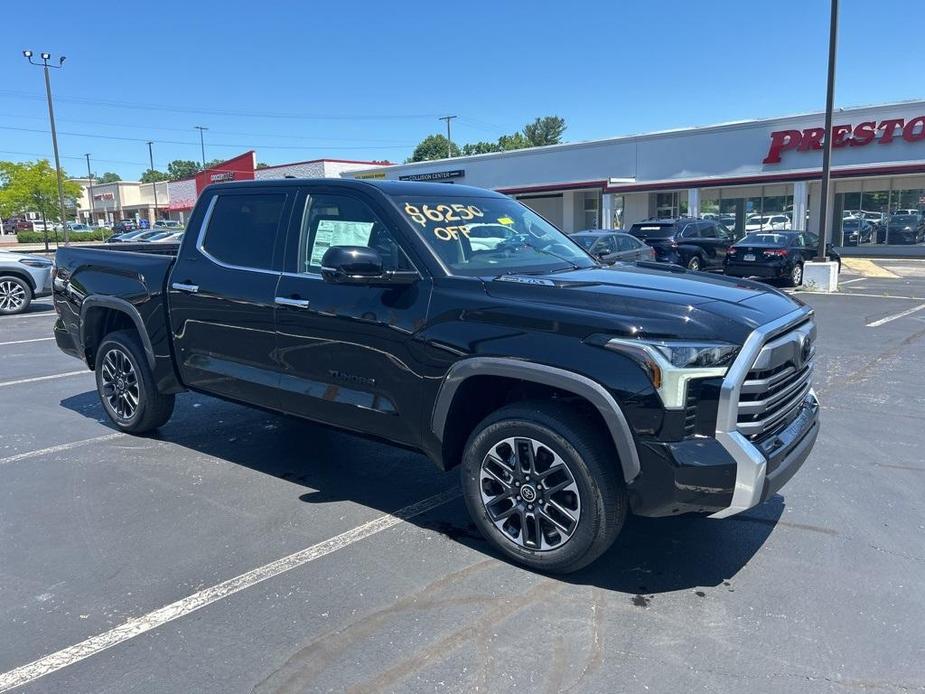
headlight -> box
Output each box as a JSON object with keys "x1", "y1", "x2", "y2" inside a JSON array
[
  {"x1": 603, "y1": 338, "x2": 738, "y2": 409},
  {"x1": 19, "y1": 258, "x2": 53, "y2": 268}
]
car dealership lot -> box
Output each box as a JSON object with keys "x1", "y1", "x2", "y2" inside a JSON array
[{"x1": 1, "y1": 290, "x2": 924, "y2": 693}]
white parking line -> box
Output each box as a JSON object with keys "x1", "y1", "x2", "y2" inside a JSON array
[
  {"x1": 838, "y1": 277, "x2": 867, "y2": 285},
  {"x1": 0, "y1": 370, "x2": 89, "y2": 388},
  {"x1": 0, "y1": 337, "x2": 55, "y2": 346},
  {"x1": 0, "y1": 486, "x2": 461, "y2": 693},
  {"x1": 0, "y1": 311, "x2": 57, "y2": 320},
  {"x1": 866, "y1": 303, "x2": 925, "y2": 327},
  {"x1": 0, "y1": 433, "x2": 125, "y2": 466}
]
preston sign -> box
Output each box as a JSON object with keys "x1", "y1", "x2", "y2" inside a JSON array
[{"x1": 763, "y1": 116, "x2": 925, "y2": 164}]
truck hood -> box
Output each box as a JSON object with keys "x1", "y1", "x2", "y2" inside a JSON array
[{"x1": 482, "y1": 264, "x2": 805, "y2": 343}]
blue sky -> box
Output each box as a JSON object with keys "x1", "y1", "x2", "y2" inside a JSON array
[{"x1": 2, "y1": 0, "x2": 922, "y2": 180}]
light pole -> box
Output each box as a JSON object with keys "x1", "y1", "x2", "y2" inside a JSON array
[
  {"x1": 194, "y1": 126, "x2": 208, "y2": 167},
  {"x1": 147, "y1": 141, "x2": 159, "y2": 223},
  {"x1": 84, "y1": 153, "x2": 95, "y2": 226},
  {"x1": 816, "y1": 0, "x2": 839, "y2": 261},
  {"x1": 439, "y1": 115, "x2": 457, "y2": 158},
  {"x1": 23, "y1": 50, "x2": 69, "y2": 245}
]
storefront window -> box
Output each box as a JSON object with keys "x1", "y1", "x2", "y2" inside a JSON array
[
  {"x1": 835, "y1": 182, "x2": 925, "y2": 247},
  {"x1": 655, "y1": 191, "x2": 687, "y2": 218}
]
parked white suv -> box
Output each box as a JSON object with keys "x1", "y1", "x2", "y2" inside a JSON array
[
  {"x1": 745, "y1": 214, "x2": 790, "y2": 232},
  {"x1": 0, "y1": 250, "x2": 53, "y2": 314}
]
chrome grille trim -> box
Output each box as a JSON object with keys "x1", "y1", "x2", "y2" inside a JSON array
[{"x1": 709, "y1": 306, "x2": 815, "y2": 519}]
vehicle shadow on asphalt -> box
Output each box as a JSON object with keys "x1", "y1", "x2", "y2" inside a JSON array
[{"x1": 61, "y1": 390, "x2": 783, "y2": 595}]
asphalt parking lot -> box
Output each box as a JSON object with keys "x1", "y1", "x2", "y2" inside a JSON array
[{"x1": 1, "y1": 276, "x2": 924, "y2": 693}]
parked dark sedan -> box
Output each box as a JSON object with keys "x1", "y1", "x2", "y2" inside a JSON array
[
  {"x1": 841, "y1": 218, "x2": 874, "y2": 246},
  {"x1": 111, "y1": 220, "x2": 137, "y2": 234},
  {"x1": 724, "y1": 231, "x2": 840, "y2": 286},
  {"x1": 627, "y1": 218, "x2": 734, "y2": 271},
  {"x1": 571, "y1": 230, "x2": 655, "y2": 264},
  {"x1": 881, "y1": 213, "x2": 925, "y2": 244}
]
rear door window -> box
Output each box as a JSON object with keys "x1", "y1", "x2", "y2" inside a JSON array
[{"x1": 200, "y1": 193, "x2": 288, "y2": 270}]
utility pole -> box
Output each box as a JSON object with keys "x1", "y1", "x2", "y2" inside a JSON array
[
  {"x1": 439, "y1": 115, "x2": 457, "y2": 158},
  {"x1": 147, "y1": 141, "x2": 159, "y2": 223},
  {"x1": 85, "y1": 153, "x2": 94, "y2": 226},
  {"x1": 23, "y1": 51, "x2": 69, "y2": 245},
  {"x1": 194, "y1": 126, "x2": 208, "y2": 167},
  {"x1": 816, "y1": 0, "x2": 839, "y2": 261}
]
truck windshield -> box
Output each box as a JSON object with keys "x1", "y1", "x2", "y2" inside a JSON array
[{"x1": 392, "y1": 195, "x2": 594, "y2": 276}]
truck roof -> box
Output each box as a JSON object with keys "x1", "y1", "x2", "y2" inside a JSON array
[{"x1": 201, "y1": 178, "x2": 507, "y2": 198}]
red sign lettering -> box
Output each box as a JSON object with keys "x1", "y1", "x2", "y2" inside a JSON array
[{"x1": 764, "y1": 116, "x2": 922, "y2": 164}]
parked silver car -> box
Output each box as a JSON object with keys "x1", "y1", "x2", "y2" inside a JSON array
[{"x1": 0, "y1": 250, "x2": 54, "y2": 315}]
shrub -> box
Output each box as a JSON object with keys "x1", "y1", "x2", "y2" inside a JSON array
[{"x1": 17, "y1": 229, "x2": 111, "y2": 243}]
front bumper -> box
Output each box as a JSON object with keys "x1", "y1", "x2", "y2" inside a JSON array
[
  {"x1": 724, "y1": 261, "x2": 787, "y2": 279},
  {"x1": 629, "y1": 392, "x2": 818, "y2": 517}
]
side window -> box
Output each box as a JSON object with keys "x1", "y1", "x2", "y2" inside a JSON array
[
  {"x1": 200, "y1": 193, "x2": 287, "y2": 270},
  {"x1": 700, "y1": 222, "x2": 718, "y2": 238},
  {"x1": 294, "y1": 193, "x2": 412, "y2": 274},
  {"x1": 715, "y1": 223, "x2": 732, "y2": 240},
  {"x1": 596, "y1": 235, "x2": 616, "y2": 253},
  {"x1": 615, "y1": 235, "x2": 635, "y2": 251},
  {"x1": 679, "y1": 224, "x2": 699, "y2": 239}
]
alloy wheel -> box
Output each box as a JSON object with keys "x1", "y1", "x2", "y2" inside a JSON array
[
  {"x1": 100, "y1": 348, "x2": 140, "y2": 420},
  {"x1": 792, "y1": 264, "x2": 803, "y2": 285},
  {"x1": 0, "y1": 280, "x2": 27, "y2": 313},
  {"x1": 479, "y1": 437, "x2": 581, "y2": 551},
  {"x1": 688, "y1": 257, "x2": 700, "y2": 271}
]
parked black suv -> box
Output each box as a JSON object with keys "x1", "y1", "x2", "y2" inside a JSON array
[
  {"x1": 628, "y1": 218, "x2": 735, "y2": 271},
  {"x1": 52, "y1": 180, "x2": 819, "y2": 573}
]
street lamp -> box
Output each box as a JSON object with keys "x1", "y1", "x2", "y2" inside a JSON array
[{"x1": 22, "y1": 50, "x2": 70, "y2": 245}]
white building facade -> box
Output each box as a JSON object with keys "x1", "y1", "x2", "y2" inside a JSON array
[{"x1": 346, "y1": 101, "x2": 925, "y2": 252}]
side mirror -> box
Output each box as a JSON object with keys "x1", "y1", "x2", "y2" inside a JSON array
[{"x1": 320, "y1": 246, "x2": 418, "y2": 286}]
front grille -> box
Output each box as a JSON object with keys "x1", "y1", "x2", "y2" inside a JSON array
[{"x1": 736, "y1": 320, "x2": 815, "y2": 441}]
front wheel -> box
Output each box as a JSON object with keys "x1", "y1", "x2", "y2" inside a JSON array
[
  {"x1": 686, "y1": 256, "x2": 701, "y2": 271},
  {"x1": 95, "y1": 330, "x2": 175, "y2": 433},
  {"x1": 461, "y1": 401, "x2": 627, "y2": 574},
  {"x1": 0, "y1": 276, "x2": 32, "y2": 315}
]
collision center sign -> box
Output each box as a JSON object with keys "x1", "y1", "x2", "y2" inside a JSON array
[{"x1": 763, "y1": 116, "x2": 925, "y2": 164}]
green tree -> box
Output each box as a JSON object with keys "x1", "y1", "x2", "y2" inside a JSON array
[
  {"x1": 140, "y1": 169, "x2": 169, "y2": 183},
  {"x1": 96, "y1": 171, "x2": 122, "y2": 183},
  {"x1": 0, "y1": 160, "x2": 82, "y2": 222},
  {"x1": 408, "y1": 134, "x2": 460, "y2": 162},
  {"x1": 523, "y1": 116, "x2": 566, "y2": 146},
  {"x1": 256, "y1": 162, "x2": 270, "y2": 169},
  {"x1": 167, "y1": 160, "x2": 202, "y2": 180},
  {"x1": 203, "y1": 159, "x2": 224, "y2": 170}
]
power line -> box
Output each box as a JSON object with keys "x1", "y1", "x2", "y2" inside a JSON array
[
  {"x1": 0, "y1": 113, "x2": 411, "y2": 144},
  {"x1": 0, "y1": 125, "x2": 413, "y2": 151},
  {"x1": 0, "y1": 89, "x2": 442, "y2": 121}
]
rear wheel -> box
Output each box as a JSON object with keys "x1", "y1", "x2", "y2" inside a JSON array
[
  {"x1": 686, "y1": 256, "x2": 701, "y2": 271},
  {"x1": 95, "y1": 330, "x2": 174, "y2": 433},
  {"x1": 461, "y1": 401, "x2": 627, "y2": 574},
  {"x1": 787, "y1": 262, "x2": 804, "y2": 287},
  {"x1": 0, "y1": 276, "x2": 32, "y2": 315}
]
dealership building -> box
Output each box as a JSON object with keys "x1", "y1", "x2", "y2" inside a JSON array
[{"x1": 347, "y1": 100, "x2": 925, "y2": 252}]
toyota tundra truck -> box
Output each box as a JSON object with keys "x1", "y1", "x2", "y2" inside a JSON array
[{"x1": 52, "y1": 179, "x2": 819, "y2": 573}]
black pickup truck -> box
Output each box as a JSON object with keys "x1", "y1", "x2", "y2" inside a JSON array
[{"x1": 52, "y1": 179, "x2": 819, "y2": 573}]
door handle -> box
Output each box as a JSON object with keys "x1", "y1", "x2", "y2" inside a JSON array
[
  {"x1": 172, "y1": 282, "x2": 199, "y2": 293},
  {"x1": 274, "y1": 297, "x2": 310, "y2": 309}
]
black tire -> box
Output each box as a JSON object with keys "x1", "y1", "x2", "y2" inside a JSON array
[
  {"x1": 0, "y1": 275, "x2": 32, "y2": 315},
  {"x1": 95, "y1": 330, "x2": 175, "y2": 433},
  {"x1": 686, "y1": 256, "x2": 702, "y2": 271},
  {"x1": 786, "y1": 262, "x2": 804, "y2": 287},
  {"x1": 461, "y1": 400, "x2": 627, "y2": 574}
]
